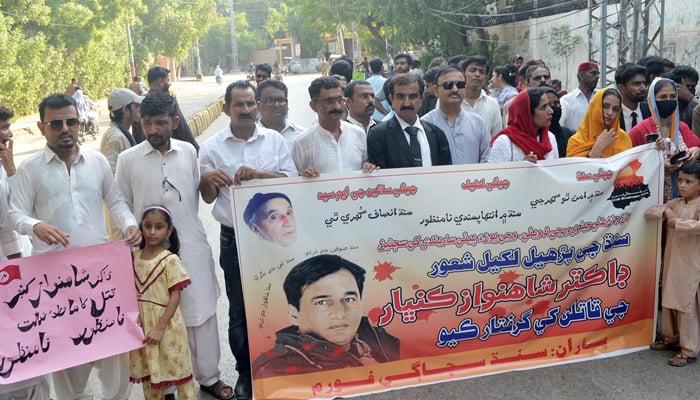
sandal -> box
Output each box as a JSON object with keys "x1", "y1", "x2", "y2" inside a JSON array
[
  {"x1": 200, "y1": 380, "x2": 235, "y2": 400},
  {"x1": 650, "y1": 339, "x2": 681, "y2": 351},
  {"x1": 668, "y1": 353, "x2": 697, "y2": 367}
]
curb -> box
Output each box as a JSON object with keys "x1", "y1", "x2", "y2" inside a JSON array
[{"x1": 186, "y1": 97, "x2": 225, "y2": 137}]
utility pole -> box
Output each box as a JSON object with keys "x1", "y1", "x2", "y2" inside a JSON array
[
  {"x1": 589, "y1": 0, "x2": 665, "y2": 86},
  {"x1": 230, "y1": 0, "x2": 240, "y2": 71}
]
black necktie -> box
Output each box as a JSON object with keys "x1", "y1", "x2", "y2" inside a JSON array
[
  {"x1": 631, "y1": 111, "x2": 638, "y2": 128},
  {"x1": 405, "y1": 126, "x2": 422, "y2": 167}
]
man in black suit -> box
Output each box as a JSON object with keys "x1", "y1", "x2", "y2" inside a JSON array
[
  {"x1": 616, "y1": 63, "x2": 651, "y2": 132},
  {"x1": 367, "y1": 73, "x2": 451, "y2": 169}
]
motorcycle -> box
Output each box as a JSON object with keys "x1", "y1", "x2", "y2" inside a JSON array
[
  {"x1": 216, "y1": 75, "x2": 223, "y2": 85},
  {"x1": 73, "y1": 89, "x2": 99, "y2": 143}
]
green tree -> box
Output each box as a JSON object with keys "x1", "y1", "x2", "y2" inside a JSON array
[{"x1": 548, "y1": 24, "x2": 582, "y2": 85}]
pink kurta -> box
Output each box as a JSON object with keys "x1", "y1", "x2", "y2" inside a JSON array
[{"x1": 130, "y1": 249, "x2": 194, "y2": 392}]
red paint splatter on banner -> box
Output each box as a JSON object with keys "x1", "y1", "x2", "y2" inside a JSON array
[
  {"x1": 373, "y1": 261, "x2": 401, "y2": 281},
  {"x1": 532, "y1": 300, "x2": 551, "y2": 317},
  {"x1": 416, "y1": 310, "x2": 436, "y2": 322},
  {"x1": 499, "y1": 271, "x2": 522, "y2": 285},
  {"x1": 489, "y1": 306, "x2": 506, "y2": 317},
  {"x1": 367, "y1": 307, "x2": 384, "y2": 325}
]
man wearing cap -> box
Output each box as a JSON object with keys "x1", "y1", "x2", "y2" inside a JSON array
[
  {"x1": 101, "y1": 88, "x2": 143, "y2": 174},
  {"x1": 101, "y1": 88, "x2": 143, "y2": 240},
  {"x1": 561, "y1": 61, "x2": 600, "y2": 131}
]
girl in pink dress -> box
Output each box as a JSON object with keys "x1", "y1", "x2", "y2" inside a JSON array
[{"x1": 130, "y1": 206, "x2": 195, "y2": 399}]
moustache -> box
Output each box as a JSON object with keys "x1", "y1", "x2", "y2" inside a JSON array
[
  {"x1": 400, "y1": 106, "x2": 415, "y2": 111},
  {"x1": 239, "y1": 114, "x2": 253, "y2": 119},
  {"x1": 365, "y1": 105, "x2": 375, "y2": 112},
  {"x1": 329, "y1": 109, "x2": 343, "y2": 115}
]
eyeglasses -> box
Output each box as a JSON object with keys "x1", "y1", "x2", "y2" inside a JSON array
[
  {"x1": 260, "y1": 98, "x2": 288, "y2": 106},
  {"x1": 532, "y1": 75, "x2": 551, "y2": 81},
  {"x1": 319, "y1": 97, "x2": 346, "y2": 106},
  {"x1": 441, "y1": 81, "x2": 466, "y2": 90},
  {"x1": 43, "y1": 118, "x2": 80, "y2": 130},
  {"x1": 162, "y1": 177, "x2": 182, "y2": 202}
]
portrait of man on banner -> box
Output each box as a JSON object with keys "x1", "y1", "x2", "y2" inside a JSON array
[
  {"x1": 252, "y1": 254, "x2": 400, "y2": 378},
  {"x1": 243, "y1": 192, "x2": 298, "y2": 247}
]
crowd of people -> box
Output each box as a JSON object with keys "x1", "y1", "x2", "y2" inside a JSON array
[{"x1": 1, "y1": 51, "x2": 700, "y2": 400}]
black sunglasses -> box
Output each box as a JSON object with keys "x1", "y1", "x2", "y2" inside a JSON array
[
  {"x1": 44, "y1": 118, "x2": 80, "y2": 130},
  {"x1": 442, "y1": 81, "x2": 466, "y2": 90}
]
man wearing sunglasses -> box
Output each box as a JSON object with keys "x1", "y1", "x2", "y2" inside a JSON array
[
  {"x1": 422, "y1": 66, "x2": 491, "y2": 164},
  {"x1": 292, "y1": 77, "x2": 377, "y2": 177},
  {"x1": 460, "y1": 56, "x2": 503, "y2": 137},
  {"x1": 367, "y1": 73, "x2": 452, "y2": 169},
  {"x1": 254, "y1": 63, "x2": 272, "y2": 85},
  {"x1": 8, "y1": 93, "x2": 141, "y2": 400}
]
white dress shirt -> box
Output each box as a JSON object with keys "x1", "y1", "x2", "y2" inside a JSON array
[
  {"x1": 0, "y1": 164, "x2": 21, "y2": 258},
  {"x1": 200, "y1": 124, "x2": 298, "y2": 228},
  {"x1": 292, "y1": 121, "x2": 367, "y2": 174},
  {"x1": 346, "y1": 114, "x2": 376, "y2": 134},
  {"x1": 487, "y1": 132, "x2": 560, "y2": 163},
  {"x1": 9, "y1": 147, "x2": 136, "y2": 255},
  {"x1": 396, "y1": 116, "x2": 433, "y2": 167},
  {"x1": 561, "y1": 88, "x2": 597, "y2": 131},
  {"x1": 115, "y1": 139, "x2": 219, "y2": 326},
  {"x1": 621, "y1": 103, "x2": 643, "y2": 132},
  {"x1": 259, "y1": 119, "x2": 305, "y2": 151},
  {"x1": 461, "y1": 90, "x2": 503, "y2": 137}
]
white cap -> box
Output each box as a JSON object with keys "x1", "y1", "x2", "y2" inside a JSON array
[{"x1": 108, "y1": 88, "x2": 144, "y2": 111}]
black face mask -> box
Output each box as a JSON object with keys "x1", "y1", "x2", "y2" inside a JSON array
[
  {"x1": 657, "y1": 100, "x2": 677, "y2": 119},
  {"x1": 551, "y1": 106, "x2": 562, "y2": 125}
]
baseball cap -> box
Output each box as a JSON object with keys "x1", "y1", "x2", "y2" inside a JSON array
[{"x1": 108, "y1": 88, "x2": 144, "y2": 111}]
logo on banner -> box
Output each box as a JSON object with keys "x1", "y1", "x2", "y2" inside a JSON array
[
  {"x1": 607, "y1": 159, "x2": 651, "y2": 209},
  {"x1": 0, "y1": 265, "x2": 21, "y2": 285}
]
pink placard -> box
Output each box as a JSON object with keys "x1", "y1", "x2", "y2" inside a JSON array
[{"x1": 0, "y1": 241, "x2": 145, "y2": 384}]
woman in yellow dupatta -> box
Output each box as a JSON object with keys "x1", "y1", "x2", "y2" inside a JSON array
[{"x1": 566, "y1": 87, "x2": 632, "y2": 157}]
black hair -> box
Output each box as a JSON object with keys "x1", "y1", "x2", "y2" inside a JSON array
[
  {"x1": 39, "y1": 93, "x2": 76, "y2": 121},
  {"x1": 602, "y1": 87, "x2": 622, "y2": 102},
  {"x1": 330, "y1": 59, "x2": 353, "y2": 83},
  {"x1": 225, "y1": 80, "x2": 256, "y2": 105},
  {"x1": 494, "y1": 64, "x2": 517, "y2": 87},
  {"x1": 243, "y1": 192, "x2": 292, "y2": 228},
  {"x1": 667, "y1": 65, "x2": 699, "y2": 84},
  {"x1": 395, "y1": 53, "x2": 413, "y2": 67},
  {"x1": 283, "y1": 255, "x2": 366, "y2": 311},
  {"x1": 256, "y1": 79, "x2": 288, "y2": 101},
  {"x1": 518, "y1": 59, "x2": 545, "y2": 79},
  {"x1": 147, "y1": 66, "x2": 170, "y2": 85},
  {"x1": 369, "y1": 58, "x2": 383, "y2": 74},
  {"x1": 0, "y1": 105, "x2": 13, "y2": 121},
  {"x1": 344, "y1": 80, "x2": 371, "y2": 98},
  {"x1": 110, "y1": 109, "x2": 125, "y2": 123},
  {"x1": 256, "y1": 63, "x2": 272, "y2": 76},
  {"x1": 654, "y1": 78, "x2": 676, "y2": 95},
  {"x1": 383, "y1": 78, "x2": 392, "y2": 106},
  {"x1": 423, "y1": 68, "x2": 440, "y2": 85},
  {"x1": 411, "y1": 59, "x2": 421, "y2": 69},
  {"x1": 308, "y1": 76, "x2": 342, "y2": 101},
  {"x1": 139, "y1": 206, "x2": 180, "y2": 255},
  {"x1": 461, "y1": 55, "x2": 489, "y2": 73},
  {"x1": 614, "y1": 63, "x2": 648, "y2": 85},
  {"x1": 680, "y1": 160, "x2": 700, "y2": 181},
  {"x1": 434, "y1": 66, "x2": 464, "y2": 84},
  {"x1": 525, "y1": 65, "x2": 550, "y2": 83},
  {"x1": 140, "y1": 91, "x2": 177, "y2": 118},
  {"x1": 133, "y1": 76, "x2": 141, "y2": 82},
  {"x1": 638, "y1": 56, "x2": 675, "y2": 83},
  {"x1": 386, "y1": 73, "x2": 425, "y2": 98},
  {"x1": 526, "y1": 87, "x2": 549, "y2": 115},
  {"x1": 447, "y1": 55, "x2": 467, "y2": 67}
]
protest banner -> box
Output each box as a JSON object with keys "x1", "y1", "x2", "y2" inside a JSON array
[
  {"x1": 231, "y1": 146, "x2": 663, "y2": 399},
  {"x1": 0, "y1": 241, "x2": 144, "y2": 384}
]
